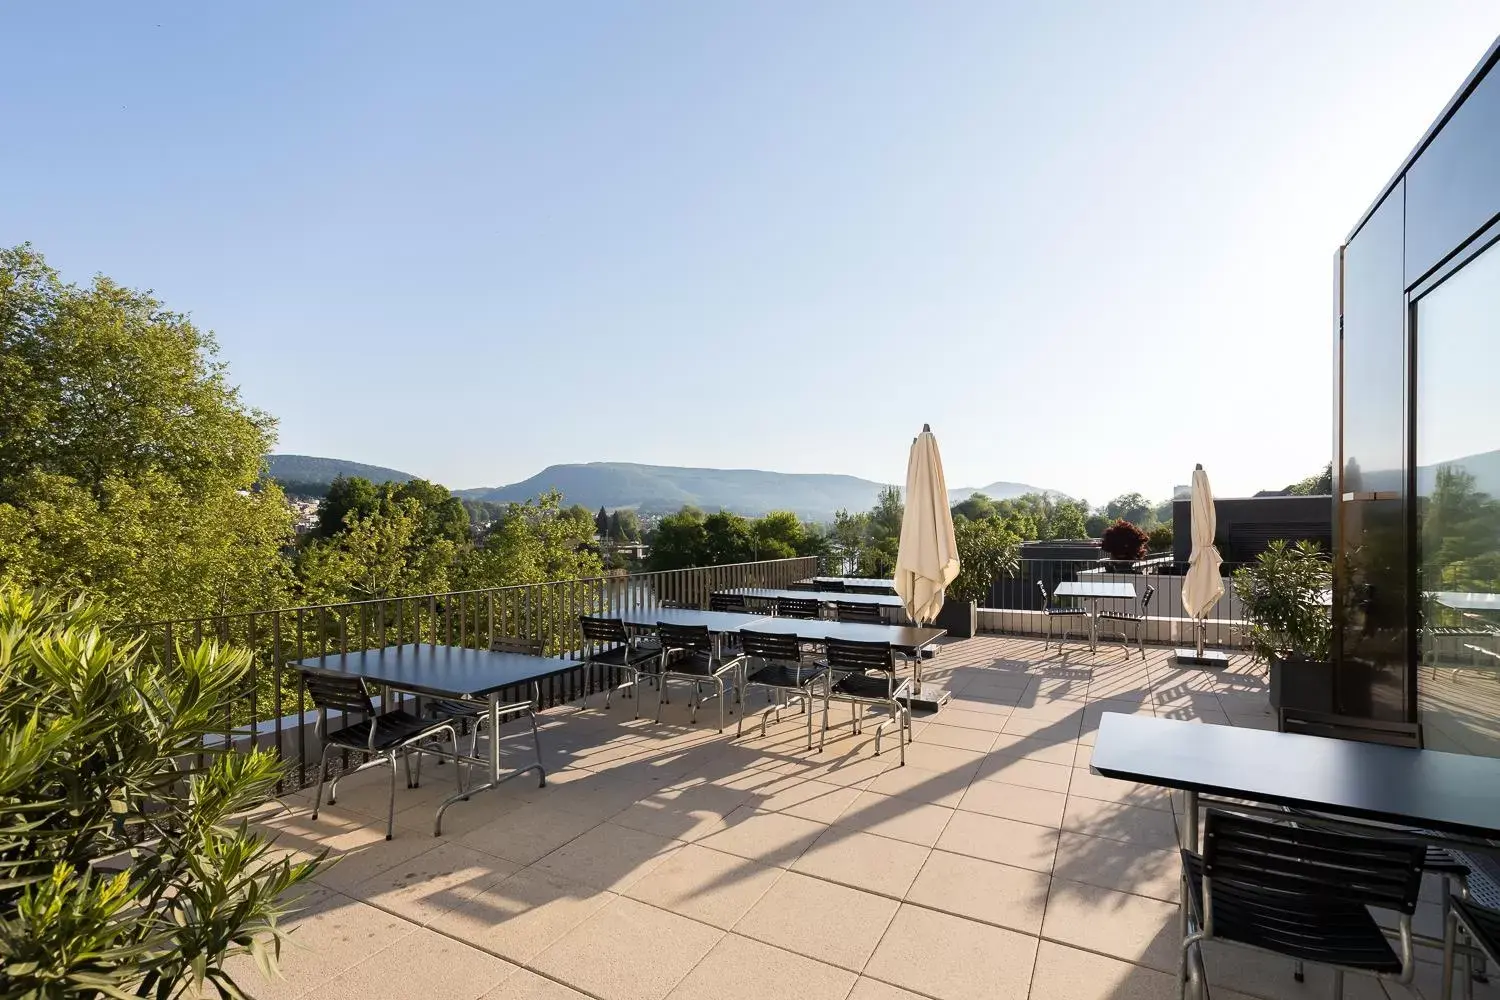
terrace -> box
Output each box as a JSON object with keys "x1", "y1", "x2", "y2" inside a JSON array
[{"x1": 209, "y1": 561, "x2": 1496, "y2": 1000}]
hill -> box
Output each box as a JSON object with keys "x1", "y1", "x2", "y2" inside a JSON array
[
  {"x1": 267, "y1": 454, "x2": 416, "y2": 496},
  {"x1": 947, "y1": 481, "x2": 1066, "y2": 504},
  {"x1": 457, "y1": 463, "x2": 907, "y2": 519}
]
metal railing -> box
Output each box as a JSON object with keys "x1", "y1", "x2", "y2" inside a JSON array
[
  {"x1": 984, "y1": 556, "x2": 1250, "y2": 647},
  {"x1": 131, "y1": 556, "x2": 816, "y2": 789}
]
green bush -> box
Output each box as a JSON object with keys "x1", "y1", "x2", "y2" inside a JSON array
[
  {"x1": 0, "y1": 587, "x2": 321, "y2": 998},
  {"x1": 1147, "y1": 524, "x2": 1173, "y2": 552},
  {"x1": 1231, "y1": 540, "x2": 1332, "y2": 664},
  {"x1": 950, "y1": 518, "x2": 1020, "y2": 605}
]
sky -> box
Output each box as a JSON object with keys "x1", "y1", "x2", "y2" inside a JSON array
[{"x1": 5, "y1": 3, "x2": 1499, "y2": 505}]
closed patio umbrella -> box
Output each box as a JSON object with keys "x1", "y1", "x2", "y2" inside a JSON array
[
  {"x1": 1177, "y1": 463, "x2": 1228, "y2": 667},
  {"x1": 895, "y1": 425, "x2": 960, "y2": 627}
]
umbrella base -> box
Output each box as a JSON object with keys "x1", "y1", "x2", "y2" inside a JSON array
[
  {"x1": 1173, "y1": 648, "x2": 1230, "y2": 669},
  {"x1": 899, "y1": 682, "x2": 952, "y2": 713}
]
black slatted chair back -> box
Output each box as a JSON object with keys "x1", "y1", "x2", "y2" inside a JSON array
[
  {"x1": 1278, "y1": 709, "x2": 1423, "y2": 748},
  {"x1": 788, "y1": 581, "x2": 817, "y2": 591},
  {"x1": 658, "y1": 622, "x2": 714, "y2": 655},
  {"x1": 580, "y1": 616, "x2": 629, "y2": 646},
  {"x1": 491, "y1": 635, "x2": 544, "y2": 656},
  {"x1": 824, "y1": 638, "x2": 895, "y2": 674},
  {"x1": 1202, "y1": 809, "x2": 1423, "y2": 914},
  {"x1": 304, "y1": 672, "x2": 374, "y2": 716},
  {"x1": 710, "y1": 592, "x2": 750, "y2": 613},
  {"x1": 777, "y1": 597, "x2": 822, "y2": 620},
  {"x1": 820, "y1": 581, "x2": 848, "y2": 593},
  {"x1": 1140, "y1": 585, "x2": 1156, "y2": 613},
  {"x1": 835, "y1": 602, "x2": 884, "y2": 625},
  {"x1": 740, "y1": 629, "x2": 803, "y2": 663}
]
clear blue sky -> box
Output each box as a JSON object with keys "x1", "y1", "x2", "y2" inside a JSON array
[{"x1": 5, "y1": 3, "x2": 1498, "y2": 503}]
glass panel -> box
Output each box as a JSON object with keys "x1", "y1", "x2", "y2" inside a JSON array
[
  {"x1": 1416, "y1": 238, "x2": 1500, "y2": 756},
  {"x1": 1336, "y1": 189, "x2": 1409, "y2": 719}
]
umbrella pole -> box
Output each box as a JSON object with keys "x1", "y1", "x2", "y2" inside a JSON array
[{"x1": 1196, "y1": 619, "x2": 1205, "y2": 659}]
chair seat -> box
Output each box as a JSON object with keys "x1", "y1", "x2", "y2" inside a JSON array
[
  {"x1": 663, "y1": 651, "x2": 733, "y2": 677},
  {"x1": 746, "y1": 662, "x2": 825, "y2": 688},
  {"x1": 1424, "y1": 846, "x2": 1471, "y2": 876},
  {"x1": 1183, "y1": 852, "x2": 1402, "y2": 974},
  {"x1": 829, "y1": 672, "x2": 911, "y2": 701},
  {"x1": 325, "y1": 709, "x2": 448, "y2": 753},
  {"x1": 1044, "y1": 608, "x2": 1087, "y2": 617},
  {"x1": 588, "y1": 643, "x2": 659, "y2": 668},
  {"x1": 1098, "y1": 611, "x2": 1145, "y2": 623},
  {"x1": 1454, "y1": 896, "x2": 1500, "y2": 962},
  {"x1": 427, "y1": 697, "x2": 482, "y2": 719}
]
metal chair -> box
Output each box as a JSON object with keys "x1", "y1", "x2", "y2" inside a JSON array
[
  {"x1": 1179, "y1": 809, "x2": 1423, "y2": 999},
  {"x1": 1037, "y1": 581, "x2": 1087, "y2": 650},
  {"x1": 1443, "y1": 895, "x2": 1500, "y2": 1000},
  {"x1": 710, "y1": 592, "x2": 751, "y2": 614},
  {"x1": 819, "y1": 580, "x2": 848, "y2": 593},
  {"x1": 422, "y1": 636, "x2": 546, "y2": 783},
  {"x1": 776, "y1": 597, "x2": 822, "y2": 620},
  {"x1": 1277, "y1": 708, "x2": 1473, "y2": 985},
  {"x1": 1097, "y1": 584, "x2": 1155, "y2": 658},
  {"x1": 304, "y1": 671, "x2": 464, "y2": 840},
  {"x1": 834, "y1": 601, "x2": 884, "y2": 625},
  {"x1": 817, "y1": 638, "x2": 912, "y2": 765},
  {"x1": 655, "y1": 622, "x2": 744, "y2": 731},
  {"x1": 737, "y1": 629, "x2": 825, "y2": 749},
  {"x1": 579, "y1": 616, "x2": 660, "y2": 713}
]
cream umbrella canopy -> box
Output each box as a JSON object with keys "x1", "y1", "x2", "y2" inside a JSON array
[
  {"x1": 1180, "y1": 464, "x2": 1225, "y2": 660},
  {"x1": 895, "y1": 425, "x2": 960, "y2": 626}
]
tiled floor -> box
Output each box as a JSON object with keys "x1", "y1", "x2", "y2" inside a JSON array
[{"x1": 232, "y1": 635, "x2": 1497, "y2": 1000}]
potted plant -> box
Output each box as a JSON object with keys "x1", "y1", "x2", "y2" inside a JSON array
[
  {"x1": 1231, "y1": 539, "x2": 1334, "y2": 713},
  {"x1": 1099, "y1": 519, "x2": 1149, "y2": 572},
  {"x1": 937, "y1": 516, "x2": 1020, "y2": 638}
]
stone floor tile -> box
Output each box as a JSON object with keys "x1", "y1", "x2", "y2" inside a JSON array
[
  {"x1": 1028, "y1": 940, "x2": 1178, "y2": 1000},
  {"x1": 693, "y1": 805, "x2": 829, "y2": 867},
  {"x1": 1051, "y1": 831, "x2": 1182, "y2": 902},
  {"x1": 624, "y1": 843, "x2": 783, "y2": 929},
  {"x1": 531, "y1": 821, "x2": 680, "y2": 892},
  {"x1": 914, "y1": 722, "x2": 998, "y2": 752},
  {"x1": 1062, "y1": 795, "x2": 1181, "y2": 849},
  {"x1": 935, "y1": 809, "x2": 1059, "y2": 873},
  {"x1": 353, "y1": 841, "x2": 520, "y2": 925},
  {"x1": 958, "y1": 778, "x2": 1066, "y2": 828},
  {"x1": 456, "y1": 803, "x2": 601, "y2": 865},
  {"x1": 792, "y1": 828, "x2": 932, "y2": 898},
  {"x1": 971, "y1": 755, "x2": 1072, "y2": 792},
  {"x1": 733, "y1": 870, "x2": 899, "y2": 971},
  {"x1": 664, "y1": 934, "x2": 858, "y2": 1000},
  {"x1": 935, "y1": 707, "x2": 1013, "y2": 731},
  {"x1": 742, "y1": 775, "x2": 867, "y2": 823},
  {"x1": 896, "y1": 741, "x2": 987, "y2": 777},
  {"x1": 1041, "y1": 880, "x2": 1180, "y2": 973},
  {"x1": 1067, "y1": 767, "x2": 1171, "y2": 810},
  {"x1": 530, "y1": 896, "x2": 724, "y2": 1000},
  {"x1": 864, "y1": 904, "x2": 1038, "y2": 1000},
  {"x1": 300, "y1": 926, "x2": 516, "y2": 1000},
  {"x1": 834, "y1": 789, "x2": 956, "y2": 847},
  {"x1": 481, "y1": 969, "x2": 591, "y2": 1000},
  {"x1": 1001, "y1": 707, "x2": 1083, "y2": 741},
  {"x1": 846, "y1": 978, "x2": 928, "y2": 1000},
  {"x1": 986, "y1": 733, "x2": 1079, "y2": 767},
  {"x1": 904, "y1": 849, "x2": 1050, "y2": 934},
  {"x1": 864, "y1": 763, "x2": 970, "y2": 808},
  {"x1": 609, "y1": 781, "x2": 754, "y2": 841},
  {"x1": 428, "y1": 867, "x2": 614, "y2": 965}
]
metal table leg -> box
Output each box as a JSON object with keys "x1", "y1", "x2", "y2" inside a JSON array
[{"x1": 434, "y1": 688, "x2": 547, "y2": 836}]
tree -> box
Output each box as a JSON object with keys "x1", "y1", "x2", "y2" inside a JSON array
[
  {"x1": 1043, "y1": 500, "x2": 1088, "y2": 540},
  {"x1": 298, "y1": 498, "x2": 457, "y2": 603},
  {"x1": 1286, "y1": 463, "x2": 1334, "y2": 496},
  {"x1": 830, "y1": 509, "x2": 869, "y2": 575},
  {"x1": 703, "y1": 511, "x2": 754, "y2": 565},
  {"x1": 0, "y1": 586, "x2": 320, "y2": 997},
  {"x1": 1100, "y1": 519, "x2": 1150, "y2": 562},
  {"x1": 391, "y1": 478, "x2": 470, "y2": 546},
  {"x1": 647, "y1": 507, "x2": 708, "y2": 571},
  {"x1": 464, "y1": 490, "x2": 604, "y2": 586},
  {"x1": 951, "y1": 494, "x2": 998, "y2": 522},
  {"x1": 1105, "y1": 493, "x2": 1152, "y2": 525},
  {"x1": 0, "y1": 245, "x2": 293, "y2": 622},
  {"x1": 751, "y1": 511, "x2": 806, "y2": 560},
  {"x1": 595, "y1": 506, "x2": 610, "y2": 539},
  {"x1": 315, "y1": 475, "x2": 380, "y2": 538},
  {"x1": 865, "y1": 485, "x2": 904, "y2": 575},
  {"x1": 614, "y1": 508, "x2": 643, "y2": 543},
  {"x1": 950, "y1": 517, "x2": 1020, "y2": 604}
]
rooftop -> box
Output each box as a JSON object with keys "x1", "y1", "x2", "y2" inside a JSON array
[{"x1": 233, "y1": 636, "x2": 1485, "y2": 1000}]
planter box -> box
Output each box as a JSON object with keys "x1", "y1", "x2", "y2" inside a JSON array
[
  {"x1": 1268, "y1": 654, "x2": 1335, "y2": 715},
  {"x1": 935, "y1": 599, "x2": 977, "y2": 639}
]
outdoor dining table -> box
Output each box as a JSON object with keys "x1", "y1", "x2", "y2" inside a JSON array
[
  {"x1": 1052, "y1": 579, "x2": 1138, "y2": 653},
  {"x1": 719, "y1": 587, "x2": 904, "y2": 609},
  {"x1": 293, "y1": 643, "x2": 579, "y2": 835},
  {"x1": 1091, "y1": 712, "x2": 1500, "y2": 947}
]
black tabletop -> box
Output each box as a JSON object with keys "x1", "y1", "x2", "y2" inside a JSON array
[
  {"x1": 292, "y1": 643, "x2": 578, "y2": 700},
  {"x1": 599, "y1": 605, "x2": 764, "y2": 633},
  {"x1": 805, "y1": 577, "x2": 897, "y2": 593},
  {"x1": 741, "y1": 618, "x2": 945, "y2": 655},
  {"x1": 1091, "y1": 713, "x2": 1500, "y2": 841},
  {"x1": 721, "y1": 587, "x2": 903, "y2": 608}
]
